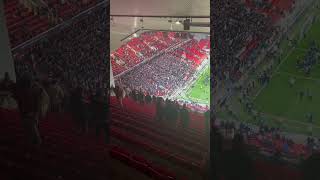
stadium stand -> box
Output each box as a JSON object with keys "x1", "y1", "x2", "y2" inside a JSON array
[
  {"x1": 1, "y1": 0, "x2": 213, "y2": 178},
  {"x1": 113, "y1": 33, "x2": 209, "y2": 98},
  {"x1": 212, "y1": 0, "x2": 320, "y2": 179},
  {"x1": 4, "y1": 0, "x2": 50, "y2": 47},
  {"x1": 4, "y1": 0, "x2": 104, "y2": 48},
  {"x1": 12, "y1": 1, "x2": 108, "y2": 94},
  {"x1": 111, "y1": 31, "x2": 189, "y2": 76}
]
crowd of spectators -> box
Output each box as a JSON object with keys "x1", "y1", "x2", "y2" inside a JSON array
[
  {"x1": 13, "y1": 3, "x2": 108, "y2": 96},
  {"x1": 111, "y1": 31, "x2": 188, "y2": 76},
  {"x1": 212, "y1": 120, "x2": 320, "y2": 180},
  {"x1": 113, "y1": 33, "x2": 209, "y2": 102},
  {"x1": 0, "y1": 2, "x2": 109, "y2": 145},
  {"x1": 0, "y1": 72, "x2": 110, "y2": 145},
  {"x1": 248, "y1": 0, "x2": 273, "y2": 10},
  {"x1": 212, "y1": 0, "x2": 277, "y2": 87},
  {"x1": 171, "y1": 39, "x2": 208, "y2": 67},
  {"x1": 296, "y1": 41, "x2": 319, "y2": 75},
  {"x1": 116, "y1": 53, "x2": 195, "y2": 97},
  {"x1": 216, "y1": 119, "x2": 320, "y2": 161},
  {"x1": 112, "y1": 85, "x2": 210, "y2": 134}
]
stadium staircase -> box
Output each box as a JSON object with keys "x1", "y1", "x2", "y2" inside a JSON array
[
  {"x1": 0, "y1": 94, "x2": 209, "y2": 180},
  {"x1": 110, "y1": 96, "x2": 209, "y2": 179},
  {"x1": 0, "y1": 94, "x2": 304, "y2": 179},
  {"x1": 0, "y1": 107, "x2": 185, "y2": 180}
]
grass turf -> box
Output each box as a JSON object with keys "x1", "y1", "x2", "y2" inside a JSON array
[
  {"x1": 253, "y1": 11, "x2": 320, "y2": 136},
  {"x1": 184, "y1": 66, "x2": 210, "y2": 105},
  {"x1": 217, "y1": 5, "x2": 320, "y2": 136}
]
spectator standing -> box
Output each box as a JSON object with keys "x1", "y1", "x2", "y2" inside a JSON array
[
  {"x1": 92, "y1": 89, "x2": 109, "y2": 144},
  {"x1": 13, "y1": 75, "x2": 48, "y2": 145},
  {"x1": 180, "y1": 104, "x2": 190, "y2": 129}
]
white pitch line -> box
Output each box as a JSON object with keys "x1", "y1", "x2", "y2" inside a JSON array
[
  {"x1": 295, "y1": 47, "x2": 309, "y2": 51},
  {"x1": 275, "y1": 71, "x2": 320, "y2": 81},
  {"x1": 262, "y1": 112, "x2": 320, "y2": 129},
  {"x1": 253, "y1": 48, "x2": 296, "y2": 99}
]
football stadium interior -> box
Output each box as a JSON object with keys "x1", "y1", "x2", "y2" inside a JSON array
[
  {"x1": 1, "y1": 0, "x2": 320, "y2": 179},
  {"x1": 0, "y1": 0, "x2": 211, "y2": 180},
  {"x1": 214, "y1": 0, "x2": 320, "y2": 179},
  {"x1": 109, "y1": 0, "x2": 210, "y2": 179}
]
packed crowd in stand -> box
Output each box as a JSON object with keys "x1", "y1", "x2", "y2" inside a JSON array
[
  {"x1": 13, "y1": 3, "x2": 108, "y2": 95},
  {"x1": 4, "y1": 0, "x2": 51, "y2": 47},
  {"x1": 212, "y1": 0, "x2": 278, "y2": 86},
  {"x1": 3, "y1": 0, "x2": 104, "y2": 47},
  {"x1": 117, "y1": 53, "x2": 195, "y2": 97},
  {"x1": 1, "y1": 1, "x2": 109, "y2": 145},
  {"x1": 111, "y1": 31, "x2": 188, "y2": 76},
  {"x1": 212, "y1": 122, "x2": 320, "y2": 180},
  {"x1": 211, "y1": 0, "x2": 320, "y2": 179},
  {"x1": 43, "y1": 0, "x2": 104, "y2": 21},
  {"x1": 112, "y1": 32, "x2": 209, "y2": 101},
  {"x1": 247, "y1": 0, "x2": 274, "y2": 9}
]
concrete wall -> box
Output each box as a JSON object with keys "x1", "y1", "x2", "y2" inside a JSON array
[
  {"x1": 110, "y1": 62, "x2": 115, "y2": 87},
  {"x1": 0, "y1": 1, "x2": 16, "y2": 82}
]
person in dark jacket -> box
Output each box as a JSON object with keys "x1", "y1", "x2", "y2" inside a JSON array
[
  {"x1": 204, "y1": 109, "x2": 210, "y2": 135},
  {"x1": 180, "y1": 104, "x2": 190, "y2": 128},
  {"x1": 164, "y1": 98, "x2": 171, "y2": 123},
  {"x1": 70, "y1": 87, "x2": 87, "y2": 134},
  {"x1": 14, "y1": 75, "x2": 44, "y2": 145},
  {"x1": 145, "y1": 93, "x2": 152, "y2": 104},
  {"x1": 155, "y1": 97, "x2": 164, "y2": 122},
  {"x1": 115, "y1": 85, "x2": 125, "y2": 107},
  {"x1": 301, "y1": 153, "x2": 320, "y2": 180},
  {"x1": 137, "y1": 88, "x2": 144, "y2": 104},
  {"x1": 0, "y1": 72, "x2": 14, "y2": 92},
  {"x1": 92, "y1": 89, "x2": 109, "y2": 144},
  {"x1": 170, "y1": 101, "x2": 179, "y2": 127},
  {"x1": 220, "y1": 134, "x2": 254, "y2": 180}
]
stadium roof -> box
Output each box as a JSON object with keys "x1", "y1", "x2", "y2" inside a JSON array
[{"x1": 110, "y1": 0, "x2": 210, "y2": 51}]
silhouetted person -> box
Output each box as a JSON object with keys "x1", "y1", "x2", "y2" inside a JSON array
[
  {"x1": 220, "y1": 133, "x2": 254, "y2": 180},
  {"x1": 204, "y1": 109, "x2": 210, "y2": 135},
  {"x1": 212, "y1": 126, "x2": 223, "y2": 180},
  {"x1": 115, "y1": 85, "x2": 125, "y2": 107},
  {"x1": 171, "y1": 101, "x2": 179, "y2": 127},
  {"x1": 145, "y1": 93, "x2": 152, "y2": 104},
  {"x1": 70, "y1": 87, "x2": 87, "y2": 134},
  {"x1": 47, "y1": 79, "x2": 64, "y2": 113},
  {"x1": 301, "y1": 153, "x2": 320, "y2": 180},
  {"x1": 137, "y1": 88, "x2": 144, "y2": 104},
  {"x1": 130, "y1": 89, "x2": 137, "y2": 101},
  {"x1": 0, "y1": 72, "x2": 14, "y2": 92},
  {"x1": 92, "y1": 89, "x2": 109, "y2": 144},
  {"x1": 37, "y1": 79, "x2": 50, "y2": 120},
  {"x1": 155, "y1": 97, "x2": 164, "y2": 122},
  {"x1": 164, "y1": 99, "x2": 171, "y2": 123},
  {"x1": 14, "y1": 75, "x2": 46, "y2": 145},
  {"x1": 180, "y1": 104, "x2": 190, "y2": 128}
]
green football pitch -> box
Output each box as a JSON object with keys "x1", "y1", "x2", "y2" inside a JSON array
[
  {"x1": 254, "y1": 15, "x2": 320, "y2": 136},
  {"x1": 218, "y1": 5, "x2": 320, "y2": 136},
  {"x1": 180, "y1": 65, "x2": 210, "y2": 105}
]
